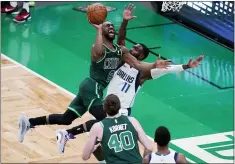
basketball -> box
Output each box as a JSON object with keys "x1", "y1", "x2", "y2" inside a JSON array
[{"x1": 87, "y1": 3, "x2": 107, "y2": 25}]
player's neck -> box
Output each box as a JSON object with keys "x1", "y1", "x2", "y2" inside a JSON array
[
  {"x1": 106, "y1": 113, "x2": 121, "y2": 118},
  {"x1": 103, "y1": 38, "x2": 114, "y2": 49},
  {"x1": 156, "y1": 146, "x2": 170, "y2": 155}
]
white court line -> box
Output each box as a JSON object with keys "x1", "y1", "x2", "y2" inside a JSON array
[
  {"x1": 185, "y1": 157, "x2": 194, "y2": 163},
  {"x1": 1, "y1": 53, "x2": 195, "y2": 163},
  {"x1": 1, "y1": 54, "x2": 75, "y2": 99},
  {"x1": 1, "y1": 65, "x2": 19, "y2": 69}
]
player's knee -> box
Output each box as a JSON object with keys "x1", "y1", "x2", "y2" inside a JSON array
[
  {"x1": 89, "y1": 105, "x2": 106, "y2": 121},
  {"x1": 59, "y1": 116, "x2": 73, "y2": 125},
  {"x1": 85, "y1": 119, "x2": 99, "y2": 131},
  {"x1": 60, "y1": 119, "x2": 72, "y2": 125},
  {"x1": 59, "y1": 110, "x2": 78, "y2": 125},
  {"x1": 63, "y1": 119, "x2": 73, "y2": 125}
]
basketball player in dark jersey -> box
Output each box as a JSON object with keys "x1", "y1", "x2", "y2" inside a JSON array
[
  {"x1": 56, "y1": 4, "x2": 203, "y2": 159},
  {"x1": 82, "y1": 94, "x2": 153, "y2": 164},
  {"x1": 18, "y1": 5, "x2": 171, "y2": 144}
]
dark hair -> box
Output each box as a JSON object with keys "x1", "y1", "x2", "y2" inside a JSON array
[
  {"x1": 104, "y1": 94, "x2": 121, "y2": 116},
  {"x1": 139, "y1": 43, "x2": 149, "y2": 60},
  {"x1": 154, "y1": 126, "x2": 171, "y2": 147}
]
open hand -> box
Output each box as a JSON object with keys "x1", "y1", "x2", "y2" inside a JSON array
[
  {"x1": 187, "y1": 55, "x2": 204, "y2": 68},
  {"x1": 88, "y1": 19, "x2": 103, "y2": 30},
  {"x1": 154, "y1": 55, "x2": 171, "y2": 69},
  {"x1": 123, "y1": 3, "x2": 137, "y2": 20}
]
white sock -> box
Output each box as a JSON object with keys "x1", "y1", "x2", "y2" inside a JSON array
[
  {"x1": 23, "y1": 2, "x2": 29, "y2": 13},
  {"x1": 10, "y1": 1, "x2": 17, "y2": 7},
  {"x1": 99, "y1": 160, "x2": 106, "y2": 164}
]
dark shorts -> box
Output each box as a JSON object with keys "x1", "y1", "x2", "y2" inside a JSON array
[{"x1": 68, "y1": 78, "x2": 104, "y2": 117}]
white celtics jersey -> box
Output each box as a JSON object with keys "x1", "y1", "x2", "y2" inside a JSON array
[
  {"x1": 106, "y1": 63, "x2": 141, "y2": 109},
  {"x1": 149, "y1": 152, "x2": 178, "y2": 163}
]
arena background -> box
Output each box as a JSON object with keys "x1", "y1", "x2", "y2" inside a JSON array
[{"x1": 1, "y1": 1, "x2": 234, "y2": 163}]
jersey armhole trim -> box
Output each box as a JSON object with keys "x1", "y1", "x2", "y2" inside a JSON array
[
  {"x1": 103, "y1": 43, "x2": 117, "y2": 52},
  {"x1": 148, "y1": 154, "x2": 152, "y2": 163},
  {"x1": 96, "y1": 47, "x2": 107, "y2": 63},
  {"x1": 100, "y1": 121, "x2": 104, "y2": 128},
  {"x1": 174, "y1": 152, "x2": 178, "y2": 162},
  {"x1": 119, "y1": 47, "x2": 123, "y2": 57}
]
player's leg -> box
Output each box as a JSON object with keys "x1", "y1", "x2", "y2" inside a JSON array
[
  {"x1": 62, "y1": 100, "x2": 106, "y2": 137},
  {"x1": 13, "y1": 1, "x2": 31, "y2": 23},
  {"x1": 56, "y1": 78, "x2": 106, "y2": 152},
  {"x1": 56, "y1": 94, "x2": 90, "y2": 153},
  {"x1": 80, "y1": 78, "x2": 106, "y2": 120},
  {"x1": 71, "y1": 78, "x2": 106, "y2": 135},
  {"x1": 65, "y1": 107, "x2": 132, "y2": 140},
  {"x1": 62, "y1": 105, "x2": 106, "y2": 162},
  {"x1": 127, "y1": 107, "x2": 131, "y2": 116},
  {"x1": 1, "y1": 1, "x2": 9, "y2": 13},
  {"x1": 2, "y1": 1, "x2": 19, "y2": 14},
  {"x1": 66, "y1": 119, "x2": 99, "y2": 136},
  {"x1": 18, "y1": 109, "x2": 78, "y2": 143},
  {"x1": 56, "y1": 105, "x2": 106, "y2": 153},
  {"x1": 18, "y1": 94, "x2": 84, "y2": 143}
]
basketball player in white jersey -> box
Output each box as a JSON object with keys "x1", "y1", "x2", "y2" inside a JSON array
[
  {"x1": 106, "y1": 53, "x2": 204, "y2": 116},
  {"x1": 55, "y1": 4, "x2": 204, "y2": 157},
  {"x1": 107, "y1": 3, "x2": 203, "y2": 116},
  {"x1": 143, "y1": 126, "x2": 187, "y2": 163}
]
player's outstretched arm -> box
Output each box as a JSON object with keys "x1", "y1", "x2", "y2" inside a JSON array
[
  {"x1": 82, "y1": 123, "x2": 102, "y2": 160},
  {"x1": 129, "y1": 117, "x2": 153, "y2": 157},
  {"x1": 117, "y1": 3, "x2": 136, "y2": 46},
  {"x1": 121, "y1": 47, "x2": 171, "y2": 71},
  {"x1": 140, "y1": 55, "x2": 204, "y2": 82},
  {"x1": 89, "y1": 21, "x2": 105, "y2": 62}
]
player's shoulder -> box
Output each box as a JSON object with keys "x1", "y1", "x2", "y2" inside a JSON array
[
  {"x1": 128, "y1": 116, "x2": 142, "y2": 132},
  {"x1": 91, "y1": 121, "x2": 103, "y2": 130},
  {"x1": 91, "y1": 44, "x2": 102, "y2": 48},
  {"x1": 128, "y1": 116, "x2": 135, "y2": 120},
  {"x1": 120, "y1": 45, "x2": 128, "y2": 53},
  {"x1": 128, "y1": 116, "x2": 138, "y2": 124}
]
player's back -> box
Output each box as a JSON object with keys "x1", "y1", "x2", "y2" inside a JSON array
[
  {"x1": 100, "y1": 115, "x2": 142, "y2": 164},
  {"x1": 149, "y1": 151, "x2": 178, "y2": 163}
]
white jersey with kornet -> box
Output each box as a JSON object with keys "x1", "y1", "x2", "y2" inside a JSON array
[
  {"x1": 149, "y1": 151, "x2": 179, "y2": 163},
  {"x1": 106, "y1": 63, "x2": 141, "y2": 111}
]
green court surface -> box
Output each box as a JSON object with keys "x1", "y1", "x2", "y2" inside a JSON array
[{"x1": 1, "y1": 2, "x2": 234, "y2": 163}]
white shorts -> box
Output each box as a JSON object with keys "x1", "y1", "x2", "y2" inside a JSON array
[{"x1": 119, "y1": 108, "x2": 128, "y2": 116}]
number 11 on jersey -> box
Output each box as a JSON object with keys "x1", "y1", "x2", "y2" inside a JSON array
[{"x1": 121, "y1": 82, "x2": 130, "y2": 93}]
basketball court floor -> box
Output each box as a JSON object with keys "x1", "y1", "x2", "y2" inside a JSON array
[{"x1": 1, "y1": 2, "x2": 234, "y2": 163}]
